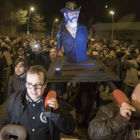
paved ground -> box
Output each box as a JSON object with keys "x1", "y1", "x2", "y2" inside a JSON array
[{"x1": 0, "y1": 91, "x2": 117, "y2": 140}]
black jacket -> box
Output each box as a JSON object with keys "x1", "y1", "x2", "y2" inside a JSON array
[
  {"x1": 88, "y1": 103, "x2": 140, "y2": 140},
  {"x1": 7, "y1": 74, "x2": 26, "y2": 99},
  {"x1": 0, "y1": 89, "x2": 76, "y2": 140}
]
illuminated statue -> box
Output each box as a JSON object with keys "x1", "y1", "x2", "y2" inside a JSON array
[{"x1": 57, "y1": 1, "x2": 88, "y2": 63}]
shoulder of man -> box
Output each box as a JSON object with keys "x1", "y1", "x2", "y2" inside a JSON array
[
  {"x1": 98, "y1": 103, "x2": 119, "y2": 116},
  {"x1": 7, "y1": 89, "x2": 26, "y2": 109}
]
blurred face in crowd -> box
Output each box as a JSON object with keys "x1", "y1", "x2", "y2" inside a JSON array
[
  {"x1": 90, "y1": 42, "x2": 94, "y2": 46},
  {"x1": 15, "y1": 62, "x2": 27, "y2": 76},
  {"x1": 91, "y1": 44, "x2": 95, "y2": 49},
  {"x1": 112, "y1": 43, "x2": 116, "y2": 47},
  {"x1": 50, "y1": 40, "x2": 54, "y2": 46},
  {"x1": 95, "y1": 42, "x2": 99, "y2": 46},
  {"x1": 44, "y1": 45, "x2": 50, "y2": 52},
  {"x1": 1, "y1": 42, "x2": 6, "y2": 47},
  {"x1": 130, "y1": 44, "x2": 135, "y2": 50},
  {"x1": 124, "y1": 42, "x2": 128, "y2": 47},
  {"x1": 136, "y1": 55, "x2": 140, "y2": 63},
  {"x1": 125, "y1": 50, "x2": 130, "y2": 56},
  {"x1": 18, "y1": 49, "x2": 24, "y2": 56},
  {"x1": 54, "y1": 42, "x2": 57, "y2": 47},
  {"x1": 96, "y1": 46, "x2": 100, "y2": 51},
  {"x1": 116, "y1": 45, "x2": 120, "y2": 50},
  {"x1": 5, "y1": 37, "x2": 10, "y2": 42},
  {"x1": 102, "y1": 44, "x2": 107, "y2": 49},
  {"x1": 92, "y1": 51, "x2": 99, "y2": 58},
  {"x1": 42, "y1": 39, "x2": 45, "y2": 44},
  {"x1": 102, "y1": 49, "x2": 107, "y2": 55},
  {"x1": 13, "y1": 39, "x2": 17, "y2": 44},
  {"x1": 109, "y1": 50, "x2": 115, "y2": 57},
  {"x1": 26, "y1": 72, "x2": 47, "y2": 101},
  {"x1": 31, "y1": 39, "x2": 35, "y2": 42},
  {"x1": 23, "y1": 42, "x2": 27, "y2": 47},
  {"x1": 50, "y1": 48, "x2": 57, "y2": 59}
]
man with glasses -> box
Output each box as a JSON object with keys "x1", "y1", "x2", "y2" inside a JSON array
[
  {"x1": 0, "y1": 65, "x2": 76, "y2": 140},
  {"x1": 57, "y1": 1, "x2": 88, "y2": 63}
]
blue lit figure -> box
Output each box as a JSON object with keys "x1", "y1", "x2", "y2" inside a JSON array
[{"x1": 57, "y1": 1, "x2": 88, "y2": 63}]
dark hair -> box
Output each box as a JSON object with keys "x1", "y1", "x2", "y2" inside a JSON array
[
  {"x1": 14, "y1": 58, "x2": 29, "y2": 68},
  {"x1": 27, "y1": 65, "x2": 47, "y2": 84}
]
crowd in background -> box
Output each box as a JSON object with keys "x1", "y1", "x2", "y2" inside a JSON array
[{"x1": 0, "y1": 35, "x2": 140, "y2": 128}]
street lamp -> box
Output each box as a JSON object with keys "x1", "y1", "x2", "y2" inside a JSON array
[
  {"x1": 110, "y1": 11, "x2": 114, "y2": 42},
  {"x1": 27, "y1": 7, "x2": 34, "y2": 35},
  {"x1": 51, "y1": 19, "x2": 58, "y2": 38}
]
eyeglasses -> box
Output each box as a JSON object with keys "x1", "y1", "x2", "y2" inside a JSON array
[{"x1": 26, "y1": 82, "x2": 44, "y2": 89}]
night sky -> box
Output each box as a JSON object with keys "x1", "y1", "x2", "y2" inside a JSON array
[{"x1": 22, "y1": 0, "x2": 140, "y2": 29}]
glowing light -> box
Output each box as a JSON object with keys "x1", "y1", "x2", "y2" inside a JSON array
[
  {"x1": 55, "y1": 68, "x2": 60, "y2": 71},
  {"x1": 110, "y1": 11, "x2": 114, "y2": 15},
  {"x1": 31, "y1": 7, "x2": 34, "y2": 11}
]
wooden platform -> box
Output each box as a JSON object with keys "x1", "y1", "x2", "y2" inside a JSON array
[{"x1": 47, "y1": 56, "x2": 120, "y2": 83}]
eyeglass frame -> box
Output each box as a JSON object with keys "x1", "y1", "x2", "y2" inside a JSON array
[{"x1": 26, "y1": 82, "x2": 44, "y2": 89}]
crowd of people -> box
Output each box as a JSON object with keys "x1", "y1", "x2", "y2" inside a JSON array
[
  {"x1": 87, "y1": 39, "x2": 140, "y2": 96},
  {"x1": 0, "y1": 36, "x2": 58, "y2": 97},
  {"x1": 1, "y1": 35, "x2": 139, "y2": 99},
  {"x1": 0, "y1": 1, "x2": 140, "y2": 139},
  {"x1": 0, "y1": 35, "x2": 140, "y2": 139}
]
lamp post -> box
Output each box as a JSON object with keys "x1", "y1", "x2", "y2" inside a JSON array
[
  {"x1": 51, "y1": 19, "x2": 58, "y2": 38},
  {"x1": 110, "y1": 11, "x2": 114, "y2": 42},
  {"x1": 27, "y1": 7, "x2": 34, "y2": 35}
]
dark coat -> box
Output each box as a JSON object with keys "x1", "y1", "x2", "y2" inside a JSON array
[{"x1": 7, "y1": 74, "x2": 26, "y2": 99}]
